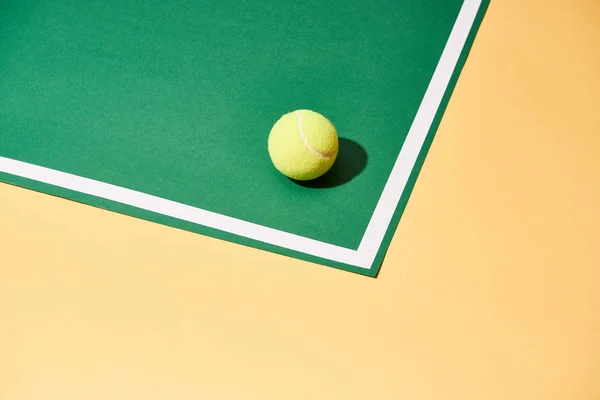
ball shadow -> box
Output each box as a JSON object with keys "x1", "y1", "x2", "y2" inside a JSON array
[{"x1": 293, "y1": 138, "x2": 368, "y2": 189}]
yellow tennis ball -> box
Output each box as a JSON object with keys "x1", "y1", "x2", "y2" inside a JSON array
[{"x1": 268, "y1": 109, "x2": 339, "y2": 181}]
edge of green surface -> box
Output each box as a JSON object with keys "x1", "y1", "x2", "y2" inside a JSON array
[{"x1": 368, "y1": 0, "x2": 491, "y2": 278}]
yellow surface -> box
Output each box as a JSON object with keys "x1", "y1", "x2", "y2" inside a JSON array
[{"x1": 1, "y1": 0, "x2": 599, "y2": 398}]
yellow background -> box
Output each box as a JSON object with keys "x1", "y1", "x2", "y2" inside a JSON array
[{"x1": 1, "y1": 0, "x2": 599, "y2": 398}]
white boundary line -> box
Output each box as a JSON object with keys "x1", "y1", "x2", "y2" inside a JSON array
[
  {"x1": 357, "y1": 0, "x2": 483, "y2": 267},
  {"x1": 0, "y1": 0, "x2": 482, "y2": 270}
]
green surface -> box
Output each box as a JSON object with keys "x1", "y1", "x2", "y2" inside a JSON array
[{"x1": 0, "y1": 0, "x2": 489, "y2": 275}]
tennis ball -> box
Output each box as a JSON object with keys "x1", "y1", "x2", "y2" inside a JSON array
[{"x1": 268, "y1": 109, "x2": 339, "y2": 181}]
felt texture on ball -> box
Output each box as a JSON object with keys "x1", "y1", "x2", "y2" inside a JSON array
[{"x1": 268, "y1": 110, "x2": 339, "y2": 181}]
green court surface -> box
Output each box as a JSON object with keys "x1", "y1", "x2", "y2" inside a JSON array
[{"x1": 0, "y1": 0, "x2": 489, "y2": 276}]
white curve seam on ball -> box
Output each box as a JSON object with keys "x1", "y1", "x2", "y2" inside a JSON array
[{"x1": 295, "y1": 111, "x2": 336, "y2": 158}]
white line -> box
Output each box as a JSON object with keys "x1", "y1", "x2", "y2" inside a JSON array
[
  {"x1": 356, "y1": 0, "x2": 483, "y2": 267},
  {"x1": 0, "y1": 0, "x2": 483, "y2": 271},
  {"x1": 296, "y1": 111, "x2": 336, "y2": 158},
  {"x1": 0, "y1": 156, "x2": 360, "y2": 266}
]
